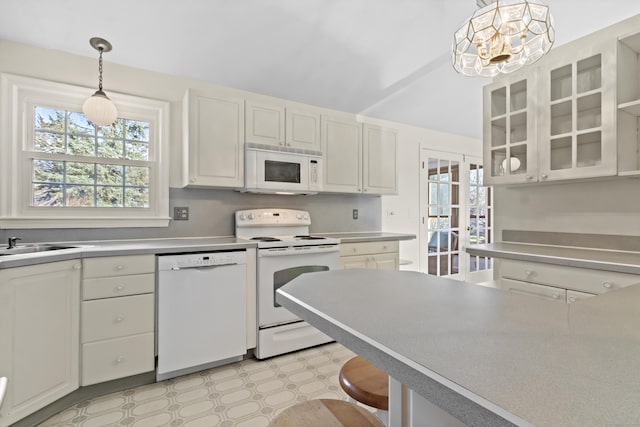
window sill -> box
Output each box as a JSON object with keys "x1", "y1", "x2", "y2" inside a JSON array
[{"x1": 0, "y1": 216, "x2": 171, "y2": 229}]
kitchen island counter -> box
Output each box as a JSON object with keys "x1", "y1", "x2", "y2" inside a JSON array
[
  {"x1": 276, "y1": 269, "x2": 640, "y2": 427},
  {"x1": 467, "y1": 242, "x2": 640, "y2": 275}
]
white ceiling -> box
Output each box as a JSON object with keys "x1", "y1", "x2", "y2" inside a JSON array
[{"x1": 2, "y1": 1, "x2": 640, "y2": 140}]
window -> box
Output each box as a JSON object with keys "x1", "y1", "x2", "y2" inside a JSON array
[{"x1": 0, "y1": 73, "x2": 170, "y2": 228}]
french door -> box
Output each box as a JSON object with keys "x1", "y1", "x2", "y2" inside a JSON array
[{"x1": 419, "y1": 149, "x2": 493, "y2": 282}]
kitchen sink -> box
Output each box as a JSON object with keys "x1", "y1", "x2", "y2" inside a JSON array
[{"x1": 0, "y1": 244, "x2": 82, "y2": 256}]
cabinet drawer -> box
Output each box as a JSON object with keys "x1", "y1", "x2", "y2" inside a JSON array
[
  {"x1": 340, "y1": 241, "x2": 398, "y2": 256},
  {"x1": 83, "y1": 255, "x2": 155, "y2": 279},
  {"x1": 83, "y1": 273, "x2": 154, "y2": 300},
  {"x1": 501, "y1": 259, "x2": 640, "y2": 294},
  {"x1": 82, "y1": 294, "x2": 154, "y2": 343},
  {"x1": 81, "y1": 333, "x2": 154, "y2": 386},
  {"x1": 566, "y1": 290, "x2": 596, "y2": 304},
  {"x1": 501, "y1": 278, "x2": 566, "y2": 303}
]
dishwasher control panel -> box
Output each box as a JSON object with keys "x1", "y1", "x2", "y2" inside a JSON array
[{"x1": 157, "y1": 251, "x2": 247, "y2": 270}]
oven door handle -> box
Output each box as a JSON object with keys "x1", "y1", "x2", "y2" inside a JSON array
[{"x1": 259, "y1": 246, "x2": 339, "y2": 257}]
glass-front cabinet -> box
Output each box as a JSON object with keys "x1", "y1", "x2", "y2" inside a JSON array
[
  {"x1": 617, "y1": 31, "x2": 640, "y2": 176},
  {"x1": 537, "y1": 40, "x2": 617, "y2": 181},
  {"x1": 483, "y1": 72, "x2": 537, "y2": 185}
]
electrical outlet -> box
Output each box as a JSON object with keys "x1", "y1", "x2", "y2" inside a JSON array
[
  {"x1": 174, "y1": 207, "x2": 189, "y2": 221},
  {"x1": 352, "y1": 209, "x2": 359, "y2": 220}
]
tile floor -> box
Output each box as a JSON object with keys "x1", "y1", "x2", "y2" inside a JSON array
[{"x1": 38, "y1": 342, "x2": 360, "y2": 427}]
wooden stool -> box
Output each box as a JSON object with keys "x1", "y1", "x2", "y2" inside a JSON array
[
  {"x1": 339, "y1": 356, "x2": 389, "y2": 411},
  {"x1": 268, "y1": 399, "x2": 383, "y2": 427}
]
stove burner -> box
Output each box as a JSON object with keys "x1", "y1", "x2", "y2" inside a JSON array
[
  {"x1": 294, "y1": 235, "x2": 326, "y2": 240},
  {"x1": 250, "y1": 237, "x2": 282, "y2": 242}
]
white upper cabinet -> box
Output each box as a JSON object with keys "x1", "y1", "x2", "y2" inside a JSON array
[
  {"x1": 617, "y1": 31, "x2": 640, "y2": 176},
  {"x1": 285, "y1": 107, "x2": 321, "y2": 151},
  {"x1": 245, "y1": 100, "x2": 285, "y2": 147},
  {"x1": 246, "y1": 101, "x2": 321, "y2": 151},
  {"x1": 481, "y1": 19, "x2": 638, "y2": 185},
  {"x1": 363, "y1": 123, "x2": 398, "y2": 194},
  {"x1": 182, "y1": 89, "x2": 245, "y2": 188},
  {"x1": 483, "y1": 71, "x2": 538, "y2": 185},
  {"x1": 537, "y1": 39, "x2": 617, "y2": 181},
  {"x1": 322, "y1": 116, "x2": 398, "y2": 195},
  {"x1": 321, "y1": 114, "x2": 362, "y2": 193}
]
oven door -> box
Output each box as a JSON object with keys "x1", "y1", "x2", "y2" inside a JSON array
[{"x1": 257, "y1": 245, "x2": 339, "y2": 328}]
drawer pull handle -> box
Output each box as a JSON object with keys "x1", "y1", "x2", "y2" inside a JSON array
[
  {"x1": 551, "y1": 293, "x2": 560, "y2": 300},
  {"x1": 73, "y1": 263, "x2": 81, "y2": 270},
  {"x1": 115, "y1": 356, "x2": 125, "y2": 364},
  {"x1": 115, "y1": 285, "x2": 125, "y2": 292},
  {"x1": 352, "y1": 248, "x2": 357, "y2": 253},
  {"x1": 115, "y1": 265, "x2": 124, "y2": 270},
  {"x1": 568, "y1": 296, "x2": 577, "y2": 303},
  {"x1": 524, "y1": 269, "x2": 535, "y2": 276},
  {"x1": 602, "y1": 281, "x2": 612, "y2": 289},
  {"x1": 383, "y1": 245, "x2": 388, "y2": 250},
  {"x1": 115, "y1": 316, "x2": 125, "y2": 323}
]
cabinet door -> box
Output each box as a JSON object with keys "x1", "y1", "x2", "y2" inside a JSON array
[
  {"x1": 183, "y1": 89, "x2": 245, "y2": 188},
  {"x1": 322, "y1": 115, "x2": 362, "y2": 193},
  {"x1": 245, "y1": 100, "x2": 285, "y2": 147},
  {"x1": 537, "y1": 39, "x2": 617, "y2": 181},
  {"x1": 0, "y1": 261, "x2": 80, "y2": 425},
  {"x1": 371, "y1": 253, "x2": 399, "y2": 270},
  {"x1": 340, "y1": 255, "x2": 369, "y2": 269},
  {"x1": 285, "y1": 107, "x2": 321, "y2": 151},
  {"x1": 482, "y1": 72, "x2": 537, "y2": 185},
  {"x1": 500, "y1": 278, "x2": 566, "y2": 303},
  {"x1": 363, "y1": 124, "x2": 398, "y2": 194}
]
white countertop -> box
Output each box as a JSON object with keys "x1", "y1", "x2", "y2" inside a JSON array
[
  {"x1": 466, "y1": 242, "x2": 640, "y2": 274},
  {"x1": 0, "y1": 233, "x2": 414, "y2": 269},
  {"x1": 276, "y1": 269, "x2": 640, "y2": 427}
]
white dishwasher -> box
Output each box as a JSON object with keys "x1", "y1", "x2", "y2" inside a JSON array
[{"x1": 157, "y1": 251, "x2": 247, "y2": 381}]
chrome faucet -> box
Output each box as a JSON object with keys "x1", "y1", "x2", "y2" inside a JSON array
[{"x1": 7, "y1": 237, "x2": 21, "y2": 249}]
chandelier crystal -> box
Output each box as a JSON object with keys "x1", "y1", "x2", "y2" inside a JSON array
[
  {"x1": 452, "y1": 0, "x2": 555, "y2": 77},
  {"x1": 83, "y1": 37, "x2": 118, "y2": 126}
]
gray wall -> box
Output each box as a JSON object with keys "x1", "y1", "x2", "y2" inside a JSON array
[{"x1": 0, "y1": 189, "x2": 381, "y2": 244}]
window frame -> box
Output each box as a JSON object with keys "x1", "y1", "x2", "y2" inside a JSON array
[{"x1": 0, "y1": 73, "x2": 170, "y2": 228}]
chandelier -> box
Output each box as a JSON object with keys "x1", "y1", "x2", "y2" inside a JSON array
[{"x1": 452, "y1": 0, "x2": 554, "y2": 77}]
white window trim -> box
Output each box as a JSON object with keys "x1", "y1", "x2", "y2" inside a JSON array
[{"x1": 0, "y1": 73, "x2": 170, "y2": 228}]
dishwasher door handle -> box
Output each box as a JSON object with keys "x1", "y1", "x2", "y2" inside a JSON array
[{"x1": 169, "y1": 263, "x2": 241, "y2": 271}]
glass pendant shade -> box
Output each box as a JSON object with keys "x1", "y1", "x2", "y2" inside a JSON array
[
  {"x1": 84, "y1": 37, "x2": 117, "y2": 126},
  {"x1": 452, "y1": 0, "x2": 555, "y2": 77},
  {"x1": 82, "y1": 90, "x2": 117, "y2": 126}
]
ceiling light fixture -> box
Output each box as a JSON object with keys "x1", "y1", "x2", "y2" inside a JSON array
[
  {"x1": 452, "y1": 0, "x2": 554, "y2": 77},
  {"x1": 82, "y1": 37, "x2": 118, "y2": 126}
]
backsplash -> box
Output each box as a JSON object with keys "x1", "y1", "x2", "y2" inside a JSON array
[{"x1": 0, "y1": 188, "x2": 381, "y2": 244}]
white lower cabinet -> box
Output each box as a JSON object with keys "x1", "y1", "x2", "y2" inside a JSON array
[
  {"x1": 340, "y1": 241, "x2": 399, "y2": 270},
  {"x1": 0, "y1": 260, "x2": 81, "y2": 426},
  {"x1": 81, "y1": 255, "x2": 155, "y2": 386},
  {"x1": 499, "y1": 259, "x2": 637, "y2": 303}
]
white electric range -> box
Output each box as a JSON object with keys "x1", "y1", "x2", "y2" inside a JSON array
[{"x1": 235, "y1": 208, "x2": 340, "y2": 359}]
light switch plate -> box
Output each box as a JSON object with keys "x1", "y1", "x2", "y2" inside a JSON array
[{"x1": 174, "y1": 207, "x2": 189, "y2": 220}]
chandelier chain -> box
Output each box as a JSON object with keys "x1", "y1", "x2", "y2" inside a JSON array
[{"x1": 98, "y1": 48, "x2": 104, "y2": 92}]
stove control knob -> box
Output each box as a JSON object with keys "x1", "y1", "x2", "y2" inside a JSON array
[
  {"x1": 303, "y1": 213, "x2": 309, "y2": 220},
  {"x1": 248, "y1": 213, "x2": 255, "y2": 220},
  {"x1": 296, "y1": 213, "x2": 303, "y2": 220},
  {"x1": 239, "y1": 213, "x2": 246, "y2": 221}
]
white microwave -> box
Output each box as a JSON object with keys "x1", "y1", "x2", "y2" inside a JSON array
[{"x1": 243, "y1": 148, "x2": 323, "y2": 195}]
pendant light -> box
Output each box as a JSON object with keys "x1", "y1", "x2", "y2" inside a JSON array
[
  {"x1": 82, "y1": 37, "x2": 118, "y2": 126},
  {"x1": 452, "y1": 0, "x2": 554, "y2": 77}
]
